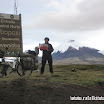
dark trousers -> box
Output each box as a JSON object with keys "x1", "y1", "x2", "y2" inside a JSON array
[{"x1": 41, "y1": 56, "x2": 53, "y2": 74}]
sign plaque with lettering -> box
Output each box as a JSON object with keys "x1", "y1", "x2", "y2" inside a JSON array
[{"x1": 0, "y1": 13, "x2": 23, "y2": 57}]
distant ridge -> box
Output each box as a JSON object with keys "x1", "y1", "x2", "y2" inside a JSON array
[{"x1": 52, "y1": 46, "x2": 104, "y2": 65}]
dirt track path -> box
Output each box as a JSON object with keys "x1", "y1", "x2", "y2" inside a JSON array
[{"x1": 0, "y1": 79, "x2": 104, "y2": 104}]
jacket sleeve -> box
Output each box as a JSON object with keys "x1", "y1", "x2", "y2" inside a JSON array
[{"x1": 48, "y1": 44, "x2": 54, "y2": 53}]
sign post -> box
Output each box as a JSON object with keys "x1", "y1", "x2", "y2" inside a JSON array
[{"x1": 0, "y1": 13, "x2": 23, "y2": 57}]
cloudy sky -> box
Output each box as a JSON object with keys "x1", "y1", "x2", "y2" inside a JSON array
[{"x1": 0, "y1": 0, "x2": 104, "y2": 55}]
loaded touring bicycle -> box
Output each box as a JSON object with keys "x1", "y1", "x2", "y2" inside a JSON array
[{"x1": 0, "y1": 47, "x2": 39, "y2": 77}]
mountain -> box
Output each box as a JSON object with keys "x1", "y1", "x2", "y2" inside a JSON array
[{"x1": 52, "y1": 46, "x2": 104, "y2": 65}]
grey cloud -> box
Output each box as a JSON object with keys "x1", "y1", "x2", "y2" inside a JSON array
[{"x1": 27, "y1": 0, "x2": 104, "y2": 32}]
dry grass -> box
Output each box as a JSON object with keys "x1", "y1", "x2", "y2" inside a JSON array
[{"x1": 0, "y1": 64, "x2": 104, "y2": 86}]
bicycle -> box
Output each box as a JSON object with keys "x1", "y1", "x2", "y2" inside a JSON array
[{"x1": 0, "y1": 50, "x2": 39, "y2": 77}]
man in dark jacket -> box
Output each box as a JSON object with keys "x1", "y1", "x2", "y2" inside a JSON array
[{"x1": 41, "y1": 37, "x2": 54, "y2": 74}]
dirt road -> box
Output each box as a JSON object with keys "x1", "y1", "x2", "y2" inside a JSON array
[{"x1": 0, "y1": 79, "x2": 104, "y2": 104}]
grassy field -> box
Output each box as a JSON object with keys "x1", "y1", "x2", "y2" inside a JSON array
[{"x1": 0, "y1": 64, "x2": 104, "y2": 86}]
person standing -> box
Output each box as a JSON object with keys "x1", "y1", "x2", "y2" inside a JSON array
[{"x1": 40, "y1": 37, "x2": 54, "y2": 74}]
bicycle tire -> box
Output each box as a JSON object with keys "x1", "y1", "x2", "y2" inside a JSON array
[
  {"x1": 16, "y1": 62, "x2": 24, "y2": 76},
  {"x1": 0, "y1": 64, "x2": 10, "y2": 77}
]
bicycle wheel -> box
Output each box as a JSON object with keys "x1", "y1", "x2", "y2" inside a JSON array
[
  {"x1": 16, "y1": 62, "x2": 24, "y2": 76},
  {"x1": 0, "y1": 64, "x2": 10, "y2": 77},
  {"x1": 22, "y1": 60, "x2": 34, "y2": 75},
  {"x1": 0, "y1": 64, "x2": 4, "y2": 77},
  {"x1": 24, "y1": 68, "x2": 33, "y2": 75}
]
